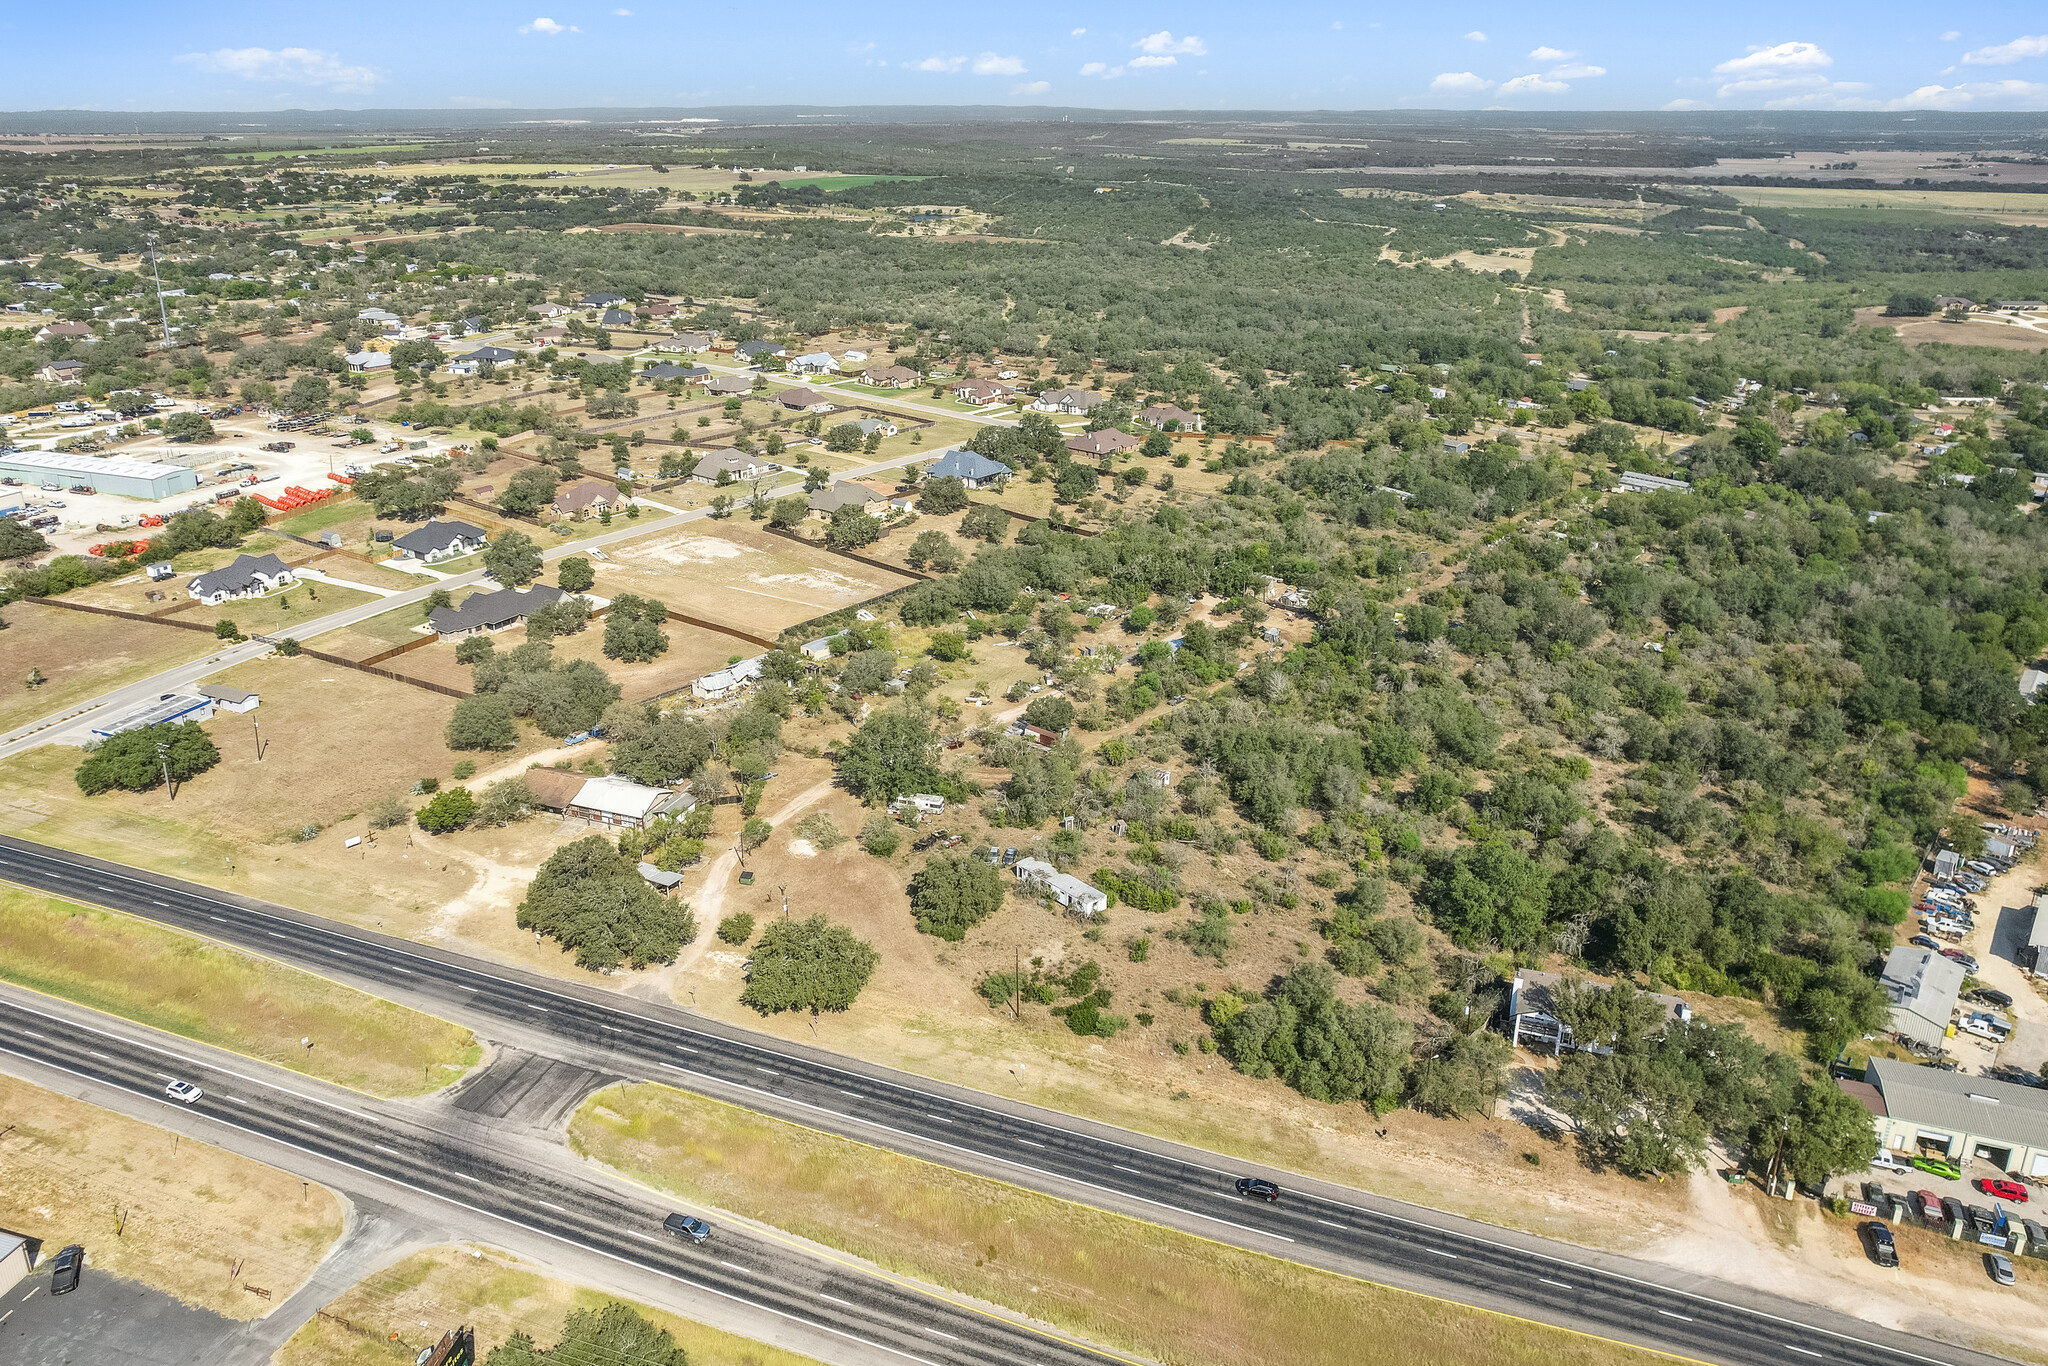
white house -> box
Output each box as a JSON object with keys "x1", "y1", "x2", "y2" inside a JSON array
[
  {"x1": 565, "y1": 775, "x2": 687, "y2": 829},
  {"x1": 789, "y1": 352, "x2": 837, "y2": 375},
  {"x1": 345, "y1": 351, "x2": 392, "y2": 372},
  {"x1": 799, "y1": 635, "x2": 838, "y2": 661},
  {"x1": 1031, "y1": 387, "x2": 1106, "y2": 415},
  {"x1": 390, "y1": 519, "x2": 487, "y2": 564},
  {"x1": 187, "y1": 552, "x2": 297, "y2": 604},
  {"x1": 1012, "y1": 858, "x2": 1108, "y2": 917},
  {"x1": 693, "y1": 655, "x2": 766, "y2": 700}
]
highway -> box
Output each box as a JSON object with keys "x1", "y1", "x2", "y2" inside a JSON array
[
  {"x1": 0, "y1": 834, "x2": 2011, "y2": 1366},
  {"x1": 0, "y1": 990, "x2": 1120, "y2": 1366}
]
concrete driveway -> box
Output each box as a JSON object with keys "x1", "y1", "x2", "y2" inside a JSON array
[{"x1": 1969, "y1": 868, "x2": 2048, "y2": 1079}]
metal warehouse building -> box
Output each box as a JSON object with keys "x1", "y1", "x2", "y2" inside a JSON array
[
  {"x1": 0, "y1": 451, "x2": 199, "y2": 500},
  {"x1": 1850, "y1": 1058, "x2": 2048, "y2": 1179}
]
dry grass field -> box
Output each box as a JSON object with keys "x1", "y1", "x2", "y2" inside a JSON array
[
  {"x1": 1721, "y1": 186, "x2": 2048, "y2": 222},
  {"x1": 0, "y1": 601, "x2": 219, "y2": 735},
  {"x1": 573, "y1": 1083, "x2": 1669, "y2": 1366},
  {"x1": 1852, "y1": 305, "x2": 2048, "y2": 352},
  {"x1": 0, "y1": 884, "x2": 479, "y2": 1095},
  {"x1": 0, "y1": 1076, "x2": 345, "y2": 1318},
  {"x1": 598, "y1": 523, "x2": 914, "y2": 637},
  {"x1": 275, "y1": 1243, "x2": 826, "y2": 1366}
]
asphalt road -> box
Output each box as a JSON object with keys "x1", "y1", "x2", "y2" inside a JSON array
[
  {"x1": 0, "y1": 992, "x2": 1119, "y2": 1366},
  {"x1": 0, "y1": 835, "x2": 2011, "y2": 1366}
]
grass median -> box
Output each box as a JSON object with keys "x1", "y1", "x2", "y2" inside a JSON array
[
  {"x1": 0, "y1": 884, "x2": 479, "y2": 1096},
  {"x1": 570, "y1": 1083, "x2": 1671, "y2": 1366}
]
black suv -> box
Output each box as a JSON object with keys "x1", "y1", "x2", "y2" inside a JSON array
[
  {"x1": 1861, "y1": 1221, "x2": 1897, "y2": 1268},
  {"x1": 50, "y1": 1244, "x2": 84, "y2": 1294},
  {"x1": 1235, "y1": 1177, "x2": 1281, "y2": 1202}
]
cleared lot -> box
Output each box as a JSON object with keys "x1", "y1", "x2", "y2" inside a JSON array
[{"x1": 0, "y1": 601, "x2": 220, "y2": 736}]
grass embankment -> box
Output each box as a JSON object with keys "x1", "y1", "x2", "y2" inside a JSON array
[
  {"x1": 0, "y1": 885, "x2": 479, "y2": 1096},
  {"x1": 0, "y1": 1075, "x2": 344, "y2": 1317},
  {"x1": 571, "y1": 1084, "x2": 1671, "y2": 1366},
  {"x1": 276, "y1": 1243, "x2": 829, "y2": 1366}
]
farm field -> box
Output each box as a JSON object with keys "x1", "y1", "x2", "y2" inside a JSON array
[
  {"x1": 0, "y1": 601, "x2": 220, "y2": 736},
  {"x1": 0, "y1": 884, "x2": 479, "y2": 1095},
  {"x1": 1720, "y1": 186, "x2": 2048, "y2": 222},
  {"x1": 0, "y1": 1076, "x2": 345, "y2": 1319}
]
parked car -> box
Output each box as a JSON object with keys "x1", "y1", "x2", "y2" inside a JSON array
[
  {"x1": 1989, "y1": 1253, "x2": 2016, "y2": 1286},
  {"x1": 164, "y1": 1078, "x2": 203, "y2": 1104},
  {"x1": 1915, "y1": 1156, "x2": 1964, "y2": 1181},
  {"x1": 1981, "y1": 1178, "x2": 2029, "y2": 1203},
  {"x1": 1939, "y1": 949, "x2": 1980, "y2": 972},
  {"x1": 1910, "y1": 935, "x2": 1943, "y2": 952},
  {"x1": 1234, "y1": 1177, "x2": 1281, "y2": 1202},
  {"x1": 663, "y1": 1213, "x2": 711, "y2": 1244},
  {"x1": 1942, "y1": 1196, "x2": 1970, "y2": 1228},
  {"x1": 1870, "y1": 1151, "x2": 1911, "y2": 1174},
  {"x1": 1861, "y1": 1221, "x2": 1898, "y2": 1268},
  {"x1": 49, "y1": 1244, "x2": 84, "y2": 1294},
  {"x1": 1962, "y1": 1013, "x2": 2012, "y2": 1043},
  {"x1": 1968, "y1": 987, "x2": 2016, "y2": 1009},
  {"x1": 1914, "y1": 1190, "x2": 1945, "y2": 1222}
]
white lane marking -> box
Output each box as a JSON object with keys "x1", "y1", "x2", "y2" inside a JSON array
[
  {"x1": 530, "y1": 1006, "x2": 549, "y2": 1013},
  {"x1": 929, "y1": 1115, "x2": 954, "y2": 1124},
  {"x1": 539, "y1": 1200, "x2": 566, "y2": 1212},
  {"x1": 330, "y1": 950, "x2": 349, "y2": 958},
  {"x1": 600, "y1": 1025, "x2": 620, "y2": 1032},
  {"x1": 675, "y1": 1046, "x2": 699, "y2": 1054},
  {"x1": 1538, "y1": 1278, "x2": 1570, "y2": 1289},
  {"x1": 228, "y1": 1095, "x2": 249, "y2": 1105},
  {"x1": 1783, "y1": 1348, "x2": 1822, "y2": 1359},
  {"x1": 153, "y1": 1071, "x2": 176, "y2": 1081},
  {"x1": 153, "y1": 901, "x2": 169, "y2": 907},
  {"x1": 630, "y1": 1231, "x2": 661, "y2": 1243},
  {"x1": 818, "y1": 1293, "x2": 854, "y2": 1308},
  {"x1": 389, "y1": 966, "x2": 413, "y2": 975},
  {"x1": 1018, "y1": 1139, "x2": 1044, "y2": 1148},
  {"x1": 923, "y1": 1328, "x2": 959, "y2": 1341},
  {"x1": 267, "y1": 932, "x2": 288, "y2": 940},
  {"x1": 720, "y1": 1260, "x2": 748, "y2": 1273},
  {"x1": 297, "y1": 1118, "x2": 321, "y2": 1130},
  {"x1": 88, "y1": 1050, "x2": 108, "y2": 1060},
  {"x1": 20, "y1": 1031, "x2": 43, "y2": 1039},
  {"x1": 1658, "y1": 1310, "x2": 1693, "y2": 1322},
  {"x1": 754, "y1": 1067, "x2": 777, "y2": 1076},
  {"x1": 374, "y1": 1144, "x2": 401, "y2": 1156},
  {"x1": 209, "y1": 915, "x2": 228, "y2": 922},
  {"x1": 1429, "y1": 1248, "x2": 1458, "y2": 1259},
  {"x1": 1317, "y1": 1219, "x2": 1348, "y2": 1230},
  {"x1": 839, "y1": 1089, "x2": 862, "y2": 1098},
  {"x1": 1113, "y1": 1164, "x2": 1143, "y2": 1174},
  {"x1": 456, "y1": 1172, "x2": 482, "y2": 1183},
  {"x1": 97, "y1": 886, "x2": 118, "y2": 894}
]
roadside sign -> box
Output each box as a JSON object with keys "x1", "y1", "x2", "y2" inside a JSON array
[
  {"x1": 1849, "y1": 1200, "x2": 1879, "y2": 1218},
  {"x1": 344, "y1": 836, "x2": 361, "y2": 849}
]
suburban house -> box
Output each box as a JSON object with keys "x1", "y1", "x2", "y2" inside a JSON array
[
  {"x1": 37, "y1": 359, "x2": 84, "y2": 384},
  {"x1": 550, "y1": 481, "x2": 616, "y2": 520},
  {"x1": 599, "y1": 308, "x2": 635, "y2": 329},
  {"x1": 808, "y1": 483, "x2": 887, "y2": 517},
  {"x1": 926, "y1": 448, "x2": 1012, "y2": 490},
  {"x1": 774, "y1": 387, "x2": 835, "y2": 413},
  {"x1": 1031, "y1": 387, "x2": 1106, "y2": 415},
  {"x1": 427, "y1": 583, "x2": 567, "y2": 639},
  {"x1": 34, "y1": 321, "x2": 94, "y2": 344},
  {"x1": 1012, "y1": 858, "x2": 1109, "y2": 918},
  {"x1": 579, "y1": 292, "x2": 625, "y2": 308},
  {"x1": 187, "y1": 552, "x2": 297, "y2": 605},
  {"x1": 455, "y1": 345, "x2": 517, "y2": 365},
  {"x1": 693, "y1": 655, "x2": 766, "y2": 700},
  {"x1": 852, "y1": 417, "x2": 898, "y2": 438},
  {"x1": 1848, "y1": 1058, "x2": 2048, "y2": 1180},
  {"x1": 196, "y1": 683, "x2": 260, "y2": 714},
  {"x1": 736, "y1": 340, "x2": 788, "y2": 362},
  {"x1": 642, "y1": 362, "x2": 709, "y2": 382},
  {"x1": 704, "y1": 375, "x2": 752, "y2": 397},
  {"x1": 345, "y1": 350, "x2": 392, "y2": 372},
  {"x1": 1880, "y1": 946, "x2": 1966, "y2": 1045},
  {"x1": 658, "y1": 332, "x2": 713, "y2": 353},
  {"x1": 1505, "y1": 970, "x2": 1692, "y2": 1055},
  {"x1": 1136, "y1": 403, "x2": 1201, "y2": 431},
  {"x1": 789, "y1": 351, "x2": 837, "y2": 375},
  {"x1": 951, "y1": 378, "x2": 1015, "y2": 405},
  {"x1": 691, "y1": 451, "x2": 783, "y2": 484},
  {"x1": 644, "y1": 301, "x2": 676, "y2": 319},
  {"x1": 532, "y1": 303, "x2": 573, "y2": 319},
  {"x1": 565, "y1": 775, "x2": 688, "y2": 829},
  {"x1": 1066, "y1": 429, "x2": 1141, "y2": 457},
  {"x1": 390, "y1": 519, "x2": 488, "y2": 564},
  {"x1": 520, "y1": 767, "x2": 591, "y2": 814},
  {"x1": 358, "y1": 307, "x2": 401, "y2": 324},
  {"x1": 862, "y1": 364, "x2": 919, "y2": 388}
]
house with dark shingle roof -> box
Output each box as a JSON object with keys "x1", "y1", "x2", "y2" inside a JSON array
[
  {"x1": 1066, "y1": 429, "x2": 1141, "y2": 457},
  {"x1": 926, "y1": 448, "x2": 1012, "y2": 490},
  {"x1": 456, "y1": 345, "x2": 518, "y2": 364},
  {"x1": 429, "y1": 583, "x2": 567, "y2": 639},
  {"x1": 390, "y1": 518, "x2": 487, "y2": 564},
  {"x1": 580, "y1": 292, "x2": 626, "y2": 308},
  {"x1": 641, "y1": 362, "x2": 708, "y2": 382},
  {"x1": 599, "y1": 309, "x2": 635, "y2": 328},
  {"x1": 187, "y1": 552, "x2": 297, "y2": 605},
  {"x1": 1136, "y1": 403, "x2": 1201, "y2": 432},
  {"x1": 774, "y1": 387, "x2": 835, "y2": 413},
  {"x1": 736, "y1": 340, "x2": 788, "y2": 361}
]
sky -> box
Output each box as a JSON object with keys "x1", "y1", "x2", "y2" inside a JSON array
[{"x1": 5, "y1": 3, "x2": 2048, "y2": 113}]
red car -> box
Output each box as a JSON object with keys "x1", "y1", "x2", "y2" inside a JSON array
[{"x1": 1980, "y1": 1179, "x2": 2029, "y2": 1204}]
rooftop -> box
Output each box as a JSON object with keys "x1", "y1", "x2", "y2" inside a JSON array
[{"x1": 1867, "y1": 1058, "x2": 2048, "y2": 1152}]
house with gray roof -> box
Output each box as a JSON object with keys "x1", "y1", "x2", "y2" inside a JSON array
[
  {"x1": 428, "y1": 583, "x2": 566, "y2": 639},
  {"x1": 1136, "y1": 403, "x2": 1201, "y2": 431},
  {"x1": 599, "y1": 309, "x2": 635, "y2": 328},
  {"x1": 736, "y1": 340, "x2": 787, "y2": 361},
  {"x1": 455, "y1": 345, "x2": 518, "y2": 364},
  {"x1": 1066, "y1": 428, "x2": 1140, "y2": 457},
  {"x1": 579, "y1": 292, "x2": 626, "y2": 308},
  {"x1": 926, "y1": 448, "x2": 1012, "y2": 490},
  {"x1": 1880, "y1": 946, "x2": 1966, "y2": 1046},
  {"x1": 658, "y1": 332, "x2": 713, "y2": 353},
  {"x1": 691, "y1": 451, "x2": 782, "y2": 484},
  {"x1": 808, "y1": 483, "x2": 886, "y2": 517},
  {"x1": 704, "y1": 374, "x2": 752, "y2": 397},
  {"x1": 187, "y1": 552, "x2": 296, "y2": 605},
  {"x1": 1031, "y1": 387, "x2": 1106, "y2": 415},
  {"x1": 642, "y1": 362, "x2": 709, "y2": 382},
  {"x1": 390, "y1": 519, "x2": 487, "y2": 564}
]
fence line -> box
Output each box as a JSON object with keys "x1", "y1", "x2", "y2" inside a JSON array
[
  {"x1": 27, "y1": 596, "x2": 218, "y2": 634},
  {"x1": 287, "y1": 645, "x2": 470, "y2": 700}
]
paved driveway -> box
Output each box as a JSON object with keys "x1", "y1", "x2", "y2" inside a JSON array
[{"x1": 1, "y1": 1263, "x2": 237, "y2": 1366}]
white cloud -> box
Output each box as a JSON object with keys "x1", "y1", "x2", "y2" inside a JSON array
[
  {"x1": 176, "y1": 46, "x2": 380, "y2": 89},
  {"x1": 1497, "y1": 74, "x2": 1571, "y2": 95},
  {"x1": 971, "y1": 53, "x2": 1026, "y2": 75},
  {"x1": 1550, "y1": 63, "x2": 1606, "y2": 79},
  {"x1": 1464, "y1": 31, "x2": 1487, "y2": 42},
  {"x1": 1070, "y1": 27, "x2": 1086, "y2": 36},
  {"x1": 1717, "y1": 74, "x2": 1869, "y2": 98},
  {"x1": 1714, "y1": 41, "x2": 1831, "y2": 75},
  {"x1": 1940, "y1": 30, "x2": 1961, "y2": 41},
  {"x1": 1891, "y1": 78, "x2": 2048, "y2": 108},
  {"x1": 1529, "y1": 46, "x2": 1574, "y2": 61},
  {"x1": 1962, "y1": 35, "x2": 2048, "y2": 66},
  {"x1": 1331, "y1": 20, "x2": 1343, "y2": 29},
  {"x1": 1135, "y1": 30, "x2": 1206, "y2": 57},
  {"x1": 915, "y1": 55, "x2": 965, "y2": 72},
  {"x1": 1013, "y1": 80, "x2": 1051, "y2": 95},
  {"x1": 519, "y1": 17, "x2": 577, "y2": 35},
  {"x1": 1080, "y1": 61, "x2": 1123, "y2": 79},
  {"x1": 613, "y1": 7, "x2": 633, "y2": 14},
  {"x1": 1430, "y1": 71, "x2": 1493, "y2": 92},
  {"x1": 1130, "y1": 55, "x2": 1178, "y2": 68},
  {"x1": 1663, "y1": 98, "x2": 1713, "y2": 110}
]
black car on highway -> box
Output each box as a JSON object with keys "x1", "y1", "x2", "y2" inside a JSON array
[
  {"x1": 1235, "y1": 1177, "x2": 1281, "y2": 1202},
  {"x1": 663, "y1": 1213, "x2": 711, "y2": 1244},
  {"x1": 50, "y1": 1244, "x2": 84, "y2": 1294}
]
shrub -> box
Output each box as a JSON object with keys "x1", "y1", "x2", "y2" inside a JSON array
[
  {"x1": 517, "y1": 834, "x2": 697, "y2": 970},
  {"x1": 910, "y1": 853, "x2": 1006, "y2": 941},
  {"x1": 368, "y1": 795, "x2": 412, "y2": 829},
  {"x1": 416, "y1": 787, "x2": 478, "y2": 833},
  {"x1": 274, "y1": 637, "x2": 301, "y2": 656},
  {"x1": 859, "y1": 815, "x2": 902, "y2": 856},
  {"x1": 717, "y1": 912, "x2": 757, "y2": 945},
  {"x1": 792, "y1": 810, "x2": 847, "y2": 849}
]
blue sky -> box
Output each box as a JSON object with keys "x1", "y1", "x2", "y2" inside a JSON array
[{"x1": 5, "y1": 3, "x2": 2048, "y2": 112}]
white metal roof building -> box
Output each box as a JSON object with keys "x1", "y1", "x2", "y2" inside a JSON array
[
  {"x1": 1860, "y1": 1058, "x2": 2048, "y2": 1178},
  {"x1": 1012, "y1": 858, "x2": 1108, "y2": 917},
  {"x1": 564, "y1": 776, "x2": 687, "y2": 829},
  {"x1": 1880, "y1": 946, "x2": 1965, "y2": 1045},
  {"x1": 0, "y1": 450, "x2": 199, "y2": 500},
  {"x1": 89, "y1": 692, "x2": 215, "y2": 738},
  {"x1": 693, "y1": 655, "x2": 765, "y2": 699}
]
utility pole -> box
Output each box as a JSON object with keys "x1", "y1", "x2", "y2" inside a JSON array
[
  {"x1": 251, "y1": 716, "x2": 264, "y2": 761},
  {"x1": 156, "y1": 740, "x2": 174, "y2": 800},
  {"x1": 145, "y1": 236, "x2": 172, "y2": 351}
]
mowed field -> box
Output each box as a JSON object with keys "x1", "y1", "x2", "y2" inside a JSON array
[
  {"x1": 1721, "y1": 186, "x2": 2048, "y2": 224},
  {"x1": 0, "y1": 601, "x2": 221, "y2": 736},
  {"x1": 596, "y1": 522, "x2": 916, "y2": 637},
  {"x1": 0, "y1": 1076, "x2": 345, "y2": 1318},
  {"x1": 276, "y1": 1243, "x2": 828, "y2": 1366}
]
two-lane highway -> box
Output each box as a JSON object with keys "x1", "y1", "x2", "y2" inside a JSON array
[
  {"x1": 0, "y1": 991, "x2": 1122, "y2": 1366},
  {"x1": 0, "y1": 835, "x2": 2008, "y2": 1366}
]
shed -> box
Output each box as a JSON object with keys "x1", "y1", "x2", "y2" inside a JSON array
[
  {"x1": 0, "y1": 1229, "x2": 40, "y2": 1296},
  {"x1": 638, "y1": 862, "x2": 686, "y2": 892},
  {"x1": 196, "y1": 683, "x2": 259, "y2": 714},
  {"x1": 89, "y1": 692, "x2": 215, "y2": 738},
  {"x1": 693, "y1": 655, "x2": 765, "y2": 700},
  {"x1": 799, "y1": 635, "x2": 838, "y2": 661},
  {"x1": 1012, "y1": 858, "x2": 1108, "y2": 917}
]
